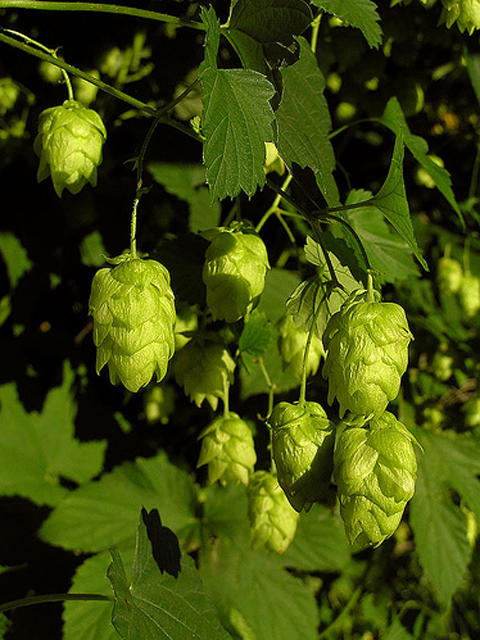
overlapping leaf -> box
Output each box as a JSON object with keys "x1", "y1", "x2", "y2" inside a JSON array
[
  {"x1": 39, "y1": 451, "x2": 199, "y2": 551},
  {"x1": 275, "y1": 37, "x2": 339, "y2": 206},
  {"x1": 0, "y1": 361, "x2": 106, "y2": 506},
  {"x1": 410, "y1": 428, "x2": 480, "y2": 604},
  {"x1": 200, "y1": 7, "x2": 275, "y2": 201},
  {"x1": 108, "y1": 514, "x2": 231, "y2": 640},
  {"x1": 227, "y1": 0, "x2": 312, "y2": 44},
  {"x1": 311, "y1": 0, "x2": 382, "y2": 49}
]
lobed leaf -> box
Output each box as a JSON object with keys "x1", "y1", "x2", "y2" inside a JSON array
[
  {"x1": 311, "y1": 0, "x2": 383, "y2": 49},
  {"x1": 227, "y1": 0, "x2": 312, "y2": 44}
]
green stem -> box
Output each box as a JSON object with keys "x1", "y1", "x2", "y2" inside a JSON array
[
  {"x1": 256, "y1": 173, "x2": 293, "y2": 233},
  {"x1": 298, "y1": 287, "x2": 327, "y2": 407},
  {"x1": 223, "y1": 378, "x2": 230, "y2": 418},
  {"x1": 310, "y1": 13, "x2": 322, "y2": 55},
  {"x1": 366, "y1": 272, "x2": 375, "y2": 302},
  {"x1": 469, "y1": 138, "x2": 480, "y2": 200},
  {"x1": 317, "y1": 584, "x2": 363, "y2": 639},
  {"x1": 2, "y1": 28, "x2": 74, "y2": 99},
  {"x1": 0, "y1": 592, "x2": 112, "y2": 614},
  {"x1": 0, "y1": 1, "x2": 204, "y2": 30},
  {"x1": 258, "y1": 358, "x2": 275, "y2": 420}
]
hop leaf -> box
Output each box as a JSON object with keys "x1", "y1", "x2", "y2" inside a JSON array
[
  {"x1": 247, "y1": 470, "x2": 300, "y2": 554},
  {"x1": 173, "y1": 339, "x2": 235, "y2": 410},
  {"x1": 34, "y1": 99, "x2": 106, "y2": 197},
  {"x1": 322, "y1": 289, "x2": 413, "y2": 418},
  {"x1": 277, "y1": 314, "x2": 325, "y2": 381},
  {"x1": 440, "y1": 0, "x2": 480, "y2": 34},
  {"x1": 269, "y1": 401, "x2": 335, "y2": 512},
  {"x1": 437, "y1": 256, "x2": 463, "y2": 294},
  {"x1": 202, "y1": 223, "x2": 270, "y2": 323},
  {"x1": 197, "y1": 412, "x2": 256, "y2": 486},
  {"x1": 89, "y1": 254, "x2": 176, "y2": 393},
  {"x1": 334, "y1": 412, "x2": 418, "y2": 548}
]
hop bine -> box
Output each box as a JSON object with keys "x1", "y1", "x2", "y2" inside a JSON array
[
  {"x1": 322, "y1": 288, "x2": 413, "y2": 418},
  {"x1": 89, "y1": 254, "x2": 176, "y2": 393},
  {"x1": 334, "y1": 411, "x2": 418, "y2": 548},
  {"x1": 197, "y1": 413, "x2": 256, "y2": 486},
  {"x1": 270, "y1": 401, "x2": 335, "y2": 512},
  {"x1": 202, "y1": 222, "x2": 270, "y2": 323},
  {"x1": 34, "y1": 99, "x2": 106, "y2": 197}
]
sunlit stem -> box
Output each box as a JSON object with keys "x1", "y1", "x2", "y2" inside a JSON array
[
  {"x1": 310, "y1": 13, "x2": 322, "y2": 55},
  {"x1": 258, "y1": 357, "x2": 275, "y2": 420},
  {"x1": 0, "y1": 592, "x2": 112, "y2": 614},
  {"x1": 366, "y1": 272, "x2": 375, "y2": 303},
  {"x1": 222, "y1": 378, "x2": 230, "y2": 418},
  {"x1": 298, "y1": 286, "x2": 327, "y2": 407},
  {"x1": 1, "y1": 28, "x2": 74, "y2": 99},
  {"x1": 256, "y1": 173, "x2": 293, "y2": 233},
  {"x1": 0, "y1": 1, "x2": 205, "y2": 30}
]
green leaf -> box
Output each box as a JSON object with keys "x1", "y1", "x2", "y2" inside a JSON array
[
  {"x1": 200, "y1": 7, "x2": 276, "y2": 201},
  {"x1": 383, "y1": 617, "x2": 415, "y2": 640},
  {"x1": 257, "y1": 267, "x2": 301, "y2": 325},
  {"x1": 39, "y1": 451, "x2": 199, "y2": 552},
  {"x1": 226, "y1": 0, "x2": 312, "y2": 44},
  {"x1": 201, "y1": 484, "x2": 320, "y2": 640},
  {"x1": 108, "y1": 513, "x2": 231, "y2": 640},
  {"x1": 381, "y1": 97, "x2": 462, "y2": 222},
  {"x1": 239, "y1": 310, "x2": 273, "y2": 359},
  {"x1": 64, "y1": 549, "x2": 133, "y2": 640},
  {"x1": 0, "y1": 361, "x2": 106, "y2": 506},
  {"x1": 280, "y1": 504, "x2": 352, "y2": 572},
  {"x1": 311, "y1": 0, "x2": 382, "y2": 49},
  {"x1": 343, "y1": 188, "x2": 420, "y2": 283},
  {"x1": 80, "y1": 230, "x2": 107, "y2": 267},
  {"x1": 223, "y1": 30, "x2": 267, "y2": 73},
  {"x1": 0, "y1": 613, "x2": 8, "y2": 638},
  {"x1": 275, "y1": 37, "x2": 339, "y2": 206},
  {"x1": 0, "y1": 232, "x2": 32, "y2": 288},
  {"x1": 371, "y1": 134, "x2": 428, "y2": 270},
  {"x1": 409, "y1": 428, "x2": 480, "y2": 604},
  {"x1": 148, "y1": 162, "x2": 221, "y2": 232}
]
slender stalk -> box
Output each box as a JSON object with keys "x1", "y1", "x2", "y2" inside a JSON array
[
  {"x1": 2, "y1": 28, "x2": 74, "y2": 99},
  {"x1": 222, "y1": 378, "x2": 230, "y2": 418},
  {"x1": 317, "y1": 584, "x2": 363, "y2": 639},
  {"x1": 298, "y1": 286, "x2": 327, "y2": 407},
  {"x1": 310, "y1": 13, "x2": 322, "y2": 55},
  {"x1": 256, "y1": 173, "x2": 293, "y2": 233},
  {"x1": 0, "y1": 1, "x2": 204, "y2": 30},
  {"x1": 469, "y1": 138, "x2": 480, "y2": 200},
  {"x1": 0, "y1": 593, "x2": 112, "y2": 614},
  {"x1": 258, "y1": 358, "x2": 275, "y2": 420}
]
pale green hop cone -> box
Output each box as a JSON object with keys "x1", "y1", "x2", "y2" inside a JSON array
[
  {"x1": 197, "y1": 412, "x2": 256, "y2": 486},
  {"x1": 440, "y1": 0, "x2": 480, "y2": 34},
  {"x1": 202, "y1": 223, "x2": 270, "y2": 323},
  {"x1": 89, "y1": 255, "x2": 176, "y2": 393},
  {"x1": 322, "y1": 289, "x2": 413, "y2": 418},
  {"x1": 34, "y1": 99, "x2": 106, "y2": 197},
  {"x1": 334, "y1": 411, "x2": 418, "y2": 548},
  {"x1": 269, "y1": 401, "x2": 335, "y2": 512},
  {"x1": 173, "y1": 339, "x2": 235, "y2": 411},
  {"x1": 247, "y1": 470, "x2": 300, "y2": 554},
  {"x1": 459, "y1": 273, "x2": 480, "y2": 319},
  {"x1": 277, "y1": 314, "x2": 325, "y2": 381},
  {"x1": 437, "y1": 256, "x2": 463, "y2": 294}
]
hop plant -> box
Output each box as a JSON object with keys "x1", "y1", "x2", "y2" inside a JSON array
[
  {"x1": 459, "y1": 273, "x2": 480, "y2": 319},
  {"x1": 277, "y1": 314, "x2": 325, "y2": 381},
  {"x1": 440, "y1": 0, "x2": 480, "y2": 34},
  {"x1": 322, "y1": 288, "x2": 413, "y2": 418},
  {"x1": 334, "y1": 412, "x2": 418, "y2": 548},
  {"x1": 247, "y1": 470, "x2": 300, "y2": 554},
  {"x1": 173, "y1": 339, "x2": 235, "y2": 410},
  {"x1": 0, "y1": 78, "x2": 19, "y2": 116},
  {"x1": 197, "y1": 412, "x2": 256, "y2": 486},
  {"x1": 269, "y1": 401, "x2": 335, "y2": 512},
  {"x1": 202, "y1": 223, "x2": 270, "y2": 323},
  {"x1": 34, "y1": 99, "x2": 106, "y2": 197},
  {"x1": 89, "y1": 254, "x2": 176, "y2": 393},
  {"x1": 437, "y1": 256, "x2": 463, "y2": 294}
]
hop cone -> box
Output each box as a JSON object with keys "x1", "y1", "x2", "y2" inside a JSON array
[
  {"x1": 440, "y1": 0, "x2": 480, "y2": 34},
  {"x1": 34, "y1": 99, "x2": 106, "y2": 197},
  {"x1": 270, "y1": 401, "x2": 335, "y2": 512},
  {"x1": 173, "y1": 339, "x2": 235, "y2": 410},
  {"x1": 197, "y1": 412, "x2": 256, "y2": 486},
  {"x1": 0, "y1": 78, "x2": 19, "y2": 116},
  {"x1": 322, "y1": 289, "x2": 413, "y2": 418},
  {"x1": 203, "y1": 223, "x2": 270, "y2": 323},
  {"x1": 459, "y1": 273, "x2": 480, "y2": 319},
  {"x1": 334, "y1": 412, "x2": 418, "y2": 548},
  {"x1": 277, "y1": 314, "x2": 325, "y2": 381},
  {"x1": 247, "y1": 470, "x2": 300, "y2": 554},
  {"x1": 89, "y1": 255, "x2": 175, "y2": 393},
  {"x1": 437, "y1": 256, "x2": 463, "y2": 294}
]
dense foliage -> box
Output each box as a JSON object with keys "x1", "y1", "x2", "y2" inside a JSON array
[{"x1": 1, "y1": 0, "x2": 480, "y2": 638}]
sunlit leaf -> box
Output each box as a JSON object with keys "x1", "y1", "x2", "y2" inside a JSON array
[
  {"x1": 0, "y1": 232, "x2": 32, "y2": 288},
  {"x1": 311, "y1": 0, "x2": 382, "y2": 49}
]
